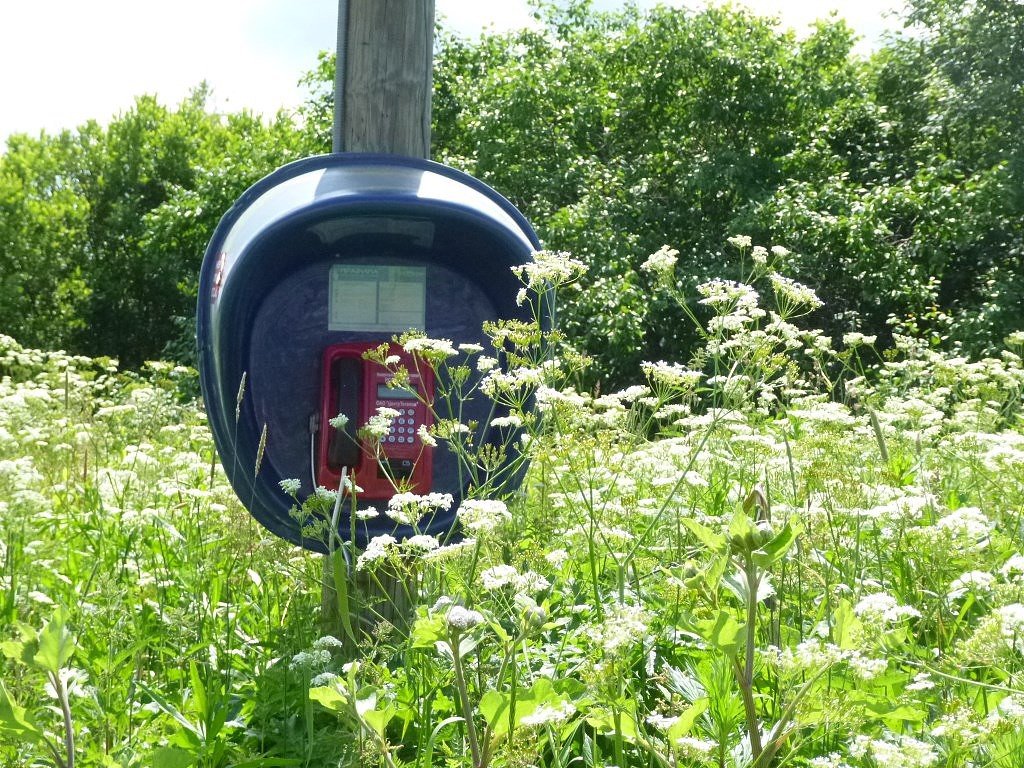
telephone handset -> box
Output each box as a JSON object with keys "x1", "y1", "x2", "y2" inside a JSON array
[
  {"x1": 317, "y1": 342, "x2": 434, "y2": 499},
  {"x1": 326, "y1": 356, "x2": 362, "y2": 471}
]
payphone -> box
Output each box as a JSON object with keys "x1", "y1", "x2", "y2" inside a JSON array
[
  {"x1": 197, "y1": 153, "x2": 541, "y2": 551},
  {"x1": 317, "y1": 342, "x2": 434, "y2": 498}
]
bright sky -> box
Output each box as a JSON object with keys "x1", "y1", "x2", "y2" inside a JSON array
[{"x1": 0, "y1": 0, "x2": 904, "y2": 144}]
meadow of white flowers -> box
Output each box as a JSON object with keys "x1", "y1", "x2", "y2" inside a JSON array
[{"x1": 3, "y1": 243, "x2": 1024, "y2": 767}]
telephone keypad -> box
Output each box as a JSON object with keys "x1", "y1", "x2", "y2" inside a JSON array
[{"x1": 378, "y1": 398, "x2": 421, "y2": 445}]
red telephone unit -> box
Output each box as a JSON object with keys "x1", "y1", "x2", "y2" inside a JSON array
[{"x1": 317, "y1": 342, "x2": 434, "y2": 499}]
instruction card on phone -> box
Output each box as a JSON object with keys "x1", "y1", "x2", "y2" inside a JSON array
[{"x1": 328, "y1": 264, "x2": 426, "y2": 332}]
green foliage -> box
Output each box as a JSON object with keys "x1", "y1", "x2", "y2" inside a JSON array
[
  {"x1": 0, "y1": 131, "x2": 91, "y2": 350},
  {"x1": 428, "y1": 3, "x2": 851, "y2": 383},
  {"x1": 0, "y1": 88, "x2": 313, "y2": 368},
  {"x1": 425, "y1": 0, "x2": 1024, "y2": 383},
  {"x1": 5, "y1": 237, "x2": 1024, "y2": 766},
  {"x1": 1, "y1": 0, "x2": 1023, "y2": 387}
]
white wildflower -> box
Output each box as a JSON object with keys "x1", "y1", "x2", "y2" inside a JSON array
[
  {"x1": 488, "y1": 414, "x2": 523, "y2": 429},
  {"x1": 843, "y1": 332, "x2": 877, "y2": 347},
  {"x1": 313, "y1": 635, "x2": 345, "y2": 651},
  {"x1": 697, "y1": 279, "x2": 760, "y2": 312},
  {"x1": 849, "y1": 733, "x2": 937, "y2": 767},
  {"x1": 641, "y1": 245, "x2": 679, "y2": 277},
  {"x1": 511, "y1": 250, "x2": 587, "y2": 289},
  {"x1": 948, "y1": 570, "x2": 995, "y2": 600},
  {"x1": 545, "y1": 549, "x2": 570, "y2": 568},
  {"x1": 520, "y1": 701, "x2": 575, "y2": 728},
  {"x1": 290, "y1": 649, "x2": 331, "y2": 670},
  {"x1": 389, "y1": 492, "x2": 454, "y2": 512},
  {"x1": 997, "y1": 694, "x2": 1024, "y2": 720},
  {"x1": 675, "y1": 736, "x2": 715, "y2": 758},
  {"x1": 853, "y1": 592, "x2": 921, "y2": 624},
  {"x1": 404, "y1": 534, "x2": 440, "y2": 552},
  {"x1": 935, "y1": 506, "x2": 993, "y2": 547},
  {"x1": 645, "y1": 713, "x2": 678, "y2": 730},
  {"x1": 1001, "y1": 554, "x2": 1024, "y2": 582},
  {"x1": 310, "y1": 672, "x2": 341, "y2": 687},
  {"x1": 769, "y1": 274, "x2": 823, "y2": 310},
  {"x1": 596, "y1": 603, "x2": 649, "y2": 654},
  {"x1": 417, "y1": 423, "x2": 437, "y2": 447},
  {"x1": 906, "y1": 672, "x2": 936, "y2": 691},
  {"x1": 361, "y1": 408, "x2": 399, "y2": 439},
  {"x1": 445, "y1": 605, "x2": 485, "y2": 632},
  {"x1": 808, "y1": 754, "x2": 852, "y2": 768},
  {"x1": 481, "y1": 564, "x2": 520, "y2": 590},
  {"x1": 423, "y1": 537, "x2": 477, "y2": 561},
  {"x1": 356, "y1": 534, "x2": 398, "y2": 570},
  {"x1": 997, "y1": 603, "x2": 1024, "y2": 652},
  {"x1": 457, "y1": 499, "x2": 511, "y2": 532},
  {"x1": 355, "y1": 506, "x2": 380, "y2": 520},
  {"x1": 641, "y1": 361, "x2": 703, "y2": 389},
  {"x1": 402, "y1": 336, "x2": 458, "y2": 358}
]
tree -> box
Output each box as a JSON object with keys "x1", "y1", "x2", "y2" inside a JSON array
[
  {"x1": 0, "y1": 89, "x2": 313, "y2": 367},
  {"x1": 0, "y1": 131, "x2": 91, "y2": 350}
]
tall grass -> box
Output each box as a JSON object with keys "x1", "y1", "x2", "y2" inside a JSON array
[{"x1": 3, "y1": 242, "x2": 1024, "y2": 767}]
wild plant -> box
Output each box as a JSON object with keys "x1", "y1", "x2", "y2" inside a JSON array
[{"x1": 4, "y1": 236, "x2": 1024, "y2": 767}]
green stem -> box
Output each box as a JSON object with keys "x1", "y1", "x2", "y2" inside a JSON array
[
  {"x1": 450, "y1": 629, "x2": 483, "y2": 768},
  {"x1": 738, "y1": 556, "x2": 764, "y2": 763},
  {"x1": 50, "y1": 671, "x2": 75, "y2": 768}
]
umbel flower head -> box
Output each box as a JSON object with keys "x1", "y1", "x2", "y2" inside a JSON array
[
  {"x1": 641, "y1": 245, "x2": 679, "y2": 283},
  {"x1": 445, "y1": 605, "x2": 485, "y2": 632},
  {"x1": 511, "y1": 250, "x2": 587, "y2": 290}
]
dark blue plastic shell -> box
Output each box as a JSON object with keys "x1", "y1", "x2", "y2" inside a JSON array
[{"x1": 196, "y1": 154, "x2": 540, "y2": 552}]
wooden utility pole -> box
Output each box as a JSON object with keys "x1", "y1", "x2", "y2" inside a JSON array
[
  {"x1": 322, "y1": 0, "x2": 435, "y2": 649},
  {"x1": 333, "y1": 0, "x2": 434, "y2": 157}
]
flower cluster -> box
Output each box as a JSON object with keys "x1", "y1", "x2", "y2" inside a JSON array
[
  {"x1": 640, "y1": 245, "x2": 679, "y2": 281},
  {"x1": 511, "y1": 249, "x2": 587, "y2": 290},
  {"x1": 456, "y1": 499, "x2": 511, "y2": 532}
]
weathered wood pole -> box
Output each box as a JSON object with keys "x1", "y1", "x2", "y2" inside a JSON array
[
  {"x1": 322, "y1": 0, "x2": 435, "y2": 649},
  {"x1": 334, "y1": 0, "x2": 434, "y2": 157}
]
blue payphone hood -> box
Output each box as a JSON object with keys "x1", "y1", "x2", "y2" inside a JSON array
[{"x1": 197, "y1": 153, "x2": 541, "y2": 551}]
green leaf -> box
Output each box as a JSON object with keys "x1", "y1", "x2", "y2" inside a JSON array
[
  {"x1": 309, "y1": 684, "x2": 348, "y2": 714},
  {"x1": 331, "y1": 550, "x2": 357, "y2": 645},
  {"x1": 0, "y1": 639, "x2": 33, "y2": 666},
  {"x1": 696, "y1": 610, "x2": 745, "y2": 656},
  {"x1": 479, "y1": 690, "x2": 511, "y2": 737},
  {"x1": 832, "y1": 599, "x2": 862, "y2": 650},
  {"x1": 410, "y1": 612, "x2": 447, "y2": 649},
  {"x1": 728, "y1": 508, "x2": 756, "y2": 541},
  {"x1": 666, "y1": 698, "x2": 708, "y2": 743},
  {"x1": 422, "y1": 716, "x2": 464, "y2": 768},
  {"x1": 361, "y1": 702, "x2": 395, "y2": 737},
  {"x1": 188, "y1": 662, "x2": 207, "y2": 722},
  {"x1": 584, "y1": 699, "x2": 639, "y2": 743},
  {"x1": 681, "y1": 518, "x2": 726, "y2": 550},
  {"x1": 137, "y1": 680, "x2": 201, "y2": 738},
  {"x1": 865, "y1": 700, "x2": 926, "y2": 725},
  {"x1": 0, "y1": 681, "x2": 44, "y2": 743},
  {"x1": 752, "y1": 521, "x2": 801, "y2": 568},
  {"x1": 480, "y1": 678, "x2": 564, "y2": 739},
  {"x1": 150, "y1": 746, "x2": 197, "y2": 768},
  {"x1": 33, "y1": 608, "x2": 76, "y2": 674}
]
